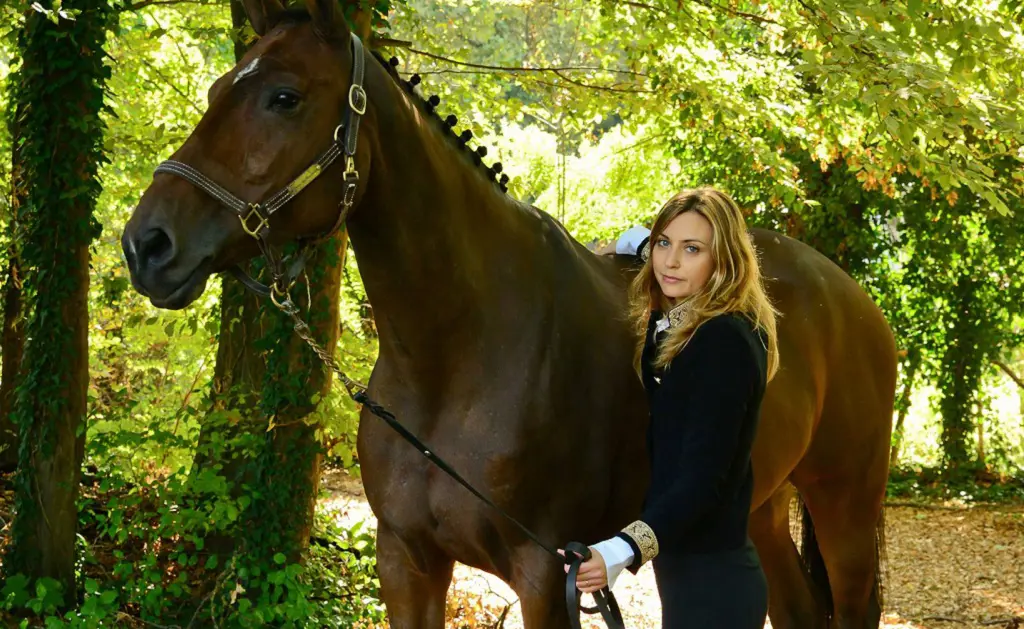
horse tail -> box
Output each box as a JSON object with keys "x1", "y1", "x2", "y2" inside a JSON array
[
  {"x1": 797, "y1": 493, "x2": 833, "y2": 619},
  {"x1": 874, "y1": 502, "x2": 887, "y2": 611}
]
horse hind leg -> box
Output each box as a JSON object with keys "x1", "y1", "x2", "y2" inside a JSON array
[
  {"x1": 376, "y1": 523, "x2": 455, "y2": 629},
  {"x1": 749, "y1": 484, "x2": 827, "y2": 629},
  {"x1": 797, "y1": 476, "x2": 887, "y2": 629}
]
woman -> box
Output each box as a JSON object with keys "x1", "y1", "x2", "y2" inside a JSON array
[{"x1": 564, "y1": 187, "x2": 779, "y2": 627}]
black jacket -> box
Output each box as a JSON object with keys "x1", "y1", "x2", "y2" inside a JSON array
[{"x1": 618, "y1": 310, "x2": 768, "y2": 570}]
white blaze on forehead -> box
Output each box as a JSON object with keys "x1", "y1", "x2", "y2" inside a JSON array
[{"x1": 233, "y1": 57, "x2": 261, "y2": 85}]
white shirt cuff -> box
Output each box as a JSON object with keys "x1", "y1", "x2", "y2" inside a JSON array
[{"x1": 590, "y1": 537, "x2": 635, "y2": 589}]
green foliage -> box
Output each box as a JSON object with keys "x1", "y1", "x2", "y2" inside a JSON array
[
  {"x1": 885, "y1": 174, "x2": 1024, "y2": 473},
  {"x1": 394, "y1": 0, "x2": 1024, "y2": 214},
  {"x1": 886, "y1": 466, "x2": 1024, "y2": 503},
  {"x1": 209, "y1": 516, "x2": 385, "y2": 628},
  {"x1": 2, "y1": 576, "x2": 65, "y2": 617},
  {"x1": 2, "y1": 458, "x2": 384, "y2": 627}
]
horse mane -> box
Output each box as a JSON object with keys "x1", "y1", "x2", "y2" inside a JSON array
[{"x1": 369, "y1": 49, "x2": 511, "y2": 195}]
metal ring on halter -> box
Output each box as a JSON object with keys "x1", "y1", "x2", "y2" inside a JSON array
[
  {"x1": 270, "y1": 284, "x2": 292, "y2": 310},
  {"x1": 333, "y1": 124, "x2": 346, "y2": 143}
]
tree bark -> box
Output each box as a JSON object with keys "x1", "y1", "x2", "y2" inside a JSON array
[
  {"x1": 0, "y1": 104, "x2": 25, "y2": 472},
  {"x1": 0, "y1": 260, "x2": 24, "y2": 472}
]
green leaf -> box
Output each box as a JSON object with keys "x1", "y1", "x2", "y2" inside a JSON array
[{"x1": 2, "y1": 574, "x2": 31, "y2": 608}]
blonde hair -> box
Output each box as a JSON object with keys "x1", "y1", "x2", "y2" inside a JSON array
[{"x1": 628, "y1": 187, "x2": 780, "y2": 380}]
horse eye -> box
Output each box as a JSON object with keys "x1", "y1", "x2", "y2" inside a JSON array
[{"x1": 268, "y1": 89, "x2": 302, "y2": 112}]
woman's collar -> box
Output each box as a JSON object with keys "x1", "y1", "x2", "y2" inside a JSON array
[{"x1": 654, "y1": 301, "x2": 690, "y2": 334}]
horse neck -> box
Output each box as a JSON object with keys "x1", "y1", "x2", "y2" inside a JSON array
[{"x1": 346, "y1": 62, "x2": 533, "y2": 374}]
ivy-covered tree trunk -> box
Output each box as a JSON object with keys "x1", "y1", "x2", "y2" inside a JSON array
[
  {"x1": 246, "y1": 236, "x2": 346, "y2": 558},
  {"x1": 890, "y1": 347, "x2": 921, "y2": 468},
  {"x1": 936, "y1": 273, "x2": 985, "y2": 475},
  {"x1": 194, "y1": 276, "x2": 268, "y2": 472},
  {"x1": 2, "y1": 0, "x2": 111, "y2": 604},
  {"x1": 193, "y1": 0, "x2": 260, "y2": 469}
]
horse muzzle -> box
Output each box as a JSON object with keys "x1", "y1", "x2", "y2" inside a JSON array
[{"x1": 121, "y1": 221, "x2": 213, "y2": 309}]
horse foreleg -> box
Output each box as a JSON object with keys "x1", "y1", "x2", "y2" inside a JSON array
[
  {"x1": 749, "y1": 484, "x2": 827, "y2": 629},
  {"x1": 376, "y1": 523, "x2": 454, "y2": 629},
  {"x1": 513, "y1": 542, "x2": 573, "y2": 629}
]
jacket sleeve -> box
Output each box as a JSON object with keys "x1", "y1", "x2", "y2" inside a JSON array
[{"x1": 617, "y1": 317, "x2": 759, "y2": 571}]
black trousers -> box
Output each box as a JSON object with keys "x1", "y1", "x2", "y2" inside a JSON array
[{"x1": 653, "y1": 537, "x2": 768, "y2": 628}]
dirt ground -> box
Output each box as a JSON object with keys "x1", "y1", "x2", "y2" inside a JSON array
[{"x1": 319, "y1": 468, "x2": 1024, "y2": 629}]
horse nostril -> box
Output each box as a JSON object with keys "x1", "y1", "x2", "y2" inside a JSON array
[
  {"x1": 137, "y1": 227, "x2": 174, "y2": 269},
  {"x1": 121, "y1": 229, "x2": 138, "y2": 271}
]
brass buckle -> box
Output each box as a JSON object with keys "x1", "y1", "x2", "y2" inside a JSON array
[
  {"x1": 240, "y1": 203, "x2": 268, "y2": 237},
  {"x1": 349, "y1": 84, "x2": 367, "y2": 115}
]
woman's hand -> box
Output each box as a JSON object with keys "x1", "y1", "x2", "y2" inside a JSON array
[{"x1": 558, "y1": 547, "x2": 609, "y2": 594}]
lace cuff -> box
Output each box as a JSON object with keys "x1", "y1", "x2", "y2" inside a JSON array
[{"x1": 619, "y1": 520, "x2": 659, "y2": 566}]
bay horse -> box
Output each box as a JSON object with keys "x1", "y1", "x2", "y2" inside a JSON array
[{"x1": 120, "y1": 1, "x2": 897, "y2": 627}]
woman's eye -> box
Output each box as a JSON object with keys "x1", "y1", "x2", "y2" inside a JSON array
[
  {"x1": 268, "y1": 89, "x2": 302, "y2": 112},
  {"x1": 685, "y1": 245, "x2": 699, "y2": 254},
  {"x1": 656, "y1": 238, "x2": 670, "y2": 247}
]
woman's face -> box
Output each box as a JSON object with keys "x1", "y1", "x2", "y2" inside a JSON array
[{"x1": 651, "y1": 211, "x2": 715, "y2": 304}]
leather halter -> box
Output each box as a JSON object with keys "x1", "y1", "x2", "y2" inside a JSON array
[{"x1": 153, "y1": 33, "x2": 368, "y2": 303}]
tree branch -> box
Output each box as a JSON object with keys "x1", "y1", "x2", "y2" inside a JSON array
[
  {"x1": 612, "y1": 0, "x2": 779, "y2": 25},
  {"x1": 406, "y1": 47, "x2": 646, "y2": 77},
  {"x1": 126, "y1": 0, "x2": 223, "y2": 10},
  {"x1": 689, "y1": 0, "x2": 781, "y2": 25},
  {"x1": 371, "y1": 36, "x2": 412, "y2": 49},
  {"x1": 524, "y1": 74, "x2": 652, "y2": 94},
  {"x1": 994, "y1": 359, "x2": 1024, "y2": 390},
  {"x1": 613, "y1": 0, "x2": 669, "y2": 15},
  {"x1": 551, "y1": 69, "x2": 653, "y2": 93}
]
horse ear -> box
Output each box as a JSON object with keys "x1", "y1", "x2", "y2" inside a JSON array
[
  {"x1": 304, "y1": 0, "x2": 348, "y2": 39},
  {"x1": 241, "y1": 0, "x2": 285, "y2": 36}
]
